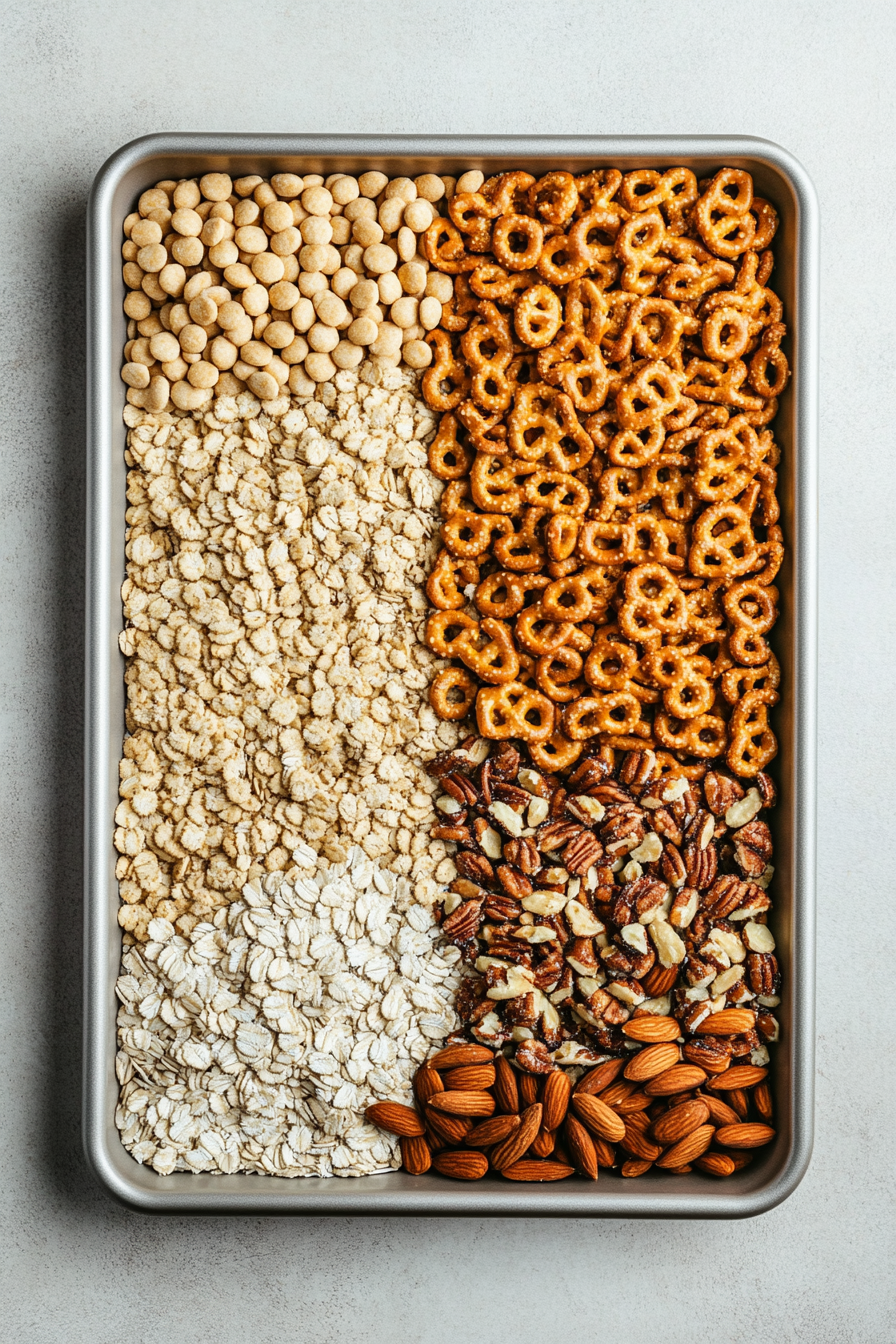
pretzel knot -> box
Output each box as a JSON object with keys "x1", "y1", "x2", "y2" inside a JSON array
[
  {"x1": 425, "y1": 550, "x2": 481, "y2": 611},
  {"x1": 429, "y1": 667, "x2": 478, "y2": 721},
  {"x1": 491, "y1": 507, "x2": 548, "y2": 572},
  {"x1": 529, "y1": 716, "x2": 583, "y2": 772},
  {"x1": 654, "y1": 711, "x2": 728, "y2": 758},
  {"x1": 695, "y1": 169, "x2": 757, "y2": 260},
  {"x1": 702, "y1": 304, "x2": 753, "y2": 363},
  {"x1": 461, "y1": 303, "x2": 515, "y2": 412},
  {"x1": 422, "y1": 217, "x2": 477, "y2": 274},
  {"x1": 514, "y1": 284, "x2": 563, "y2": 348},
  {"x1": 456, "y1": 616, "x2": 520, "y2": 684},
  {"x1": 642, "y1": 647, "x2": 715, "y2": 719},
  {"x1": 448, "y1": 191, "x2": 498, "y2": 252},
  {"x1": 422, "y1": 330, "x2": 470, "y2": 412},
  {"x1": 564, "y1": 276, "x2": 611, "y2": 341},
  {"x1": 455, "y1": 399, "x2": 507, "y2": 454},
  {"x1": 492, "y1": 214, "x2": 544, "y2": 272},
  {"x1": 484, "y1": 170, "x2": 536, "y2": 215},
  {"x1": 616, "y1": 360, "x2": 683, "y2": 432},
  {"x1": 523, "y1": 468, "x2": 590, "y2": 515},
  {"x1": 722, "y1": 652, "x2": 780, "y2": 704},
  {"x1": 507, "y1": 383, "x2": 594, "y2": 465},
  {"x1": 584, "y1": 628, "x2": 656, "y2": 702},
  {"x1": 541, "y1": 573, "x2": 594, "y2": 623},
  {"x1": 528, "y1": 171, "x2": 579, "y2": 226},
  {"x1": 689, "y1": 502, "x2": 759, "y2": 579},
  {"x1": 469, "y1": 452, "x2": 535, "y2": 514},
  {"x1": 536, "y1": 645, "x2": 585, "y2": 702},
  {"x1": 693, "y1": 414, "x2": 761, "y2": 503},
  {"x1": 470, "y1": 263, "x2": 536, "y2": 304},
  {"x1": 537, "y1": 230, "x2": 591, "y2": 286},
  {"x1": 727, "y1": 688, "x2": 778, "y2": 776},
  {"x1": 562, "y1": 692, "x2": 642, "y2": 739},
  {"x1": 474, "y1": 570, "x2": 548, "y2": 619},
  {"x1": 614, "y1": 209, "x2": 672, "y2": 295},
  {"x1": 545, "y1": 514, "x2": 580, "y2": 562},
  {"x1": 606, "y1": 421, "x2": 665, "y2": 469},
  {"x1": 515, "y1": 601, "x2": 575, "y2": 655},
  {"x1": 724, "y1": 579, "x2": 777, "y2": 666},
  {"x1": 428, "y1": 413, "x2": 475, "y2": 481},
  {"x1": 618, "y1": 562, "x2": 688, "y2": 646},
  {"x1": 661, "y1": 257, "x2": 736, "y2": 303},
  {"x1": 441, "y1": 509, "x2": 514, "y2": 558},
  {"x1": 620, "y1": 166, "x2": 698, "y2": 234},
  {"x1": 749, "y1": 322, "x2": 790, "y2": 399},
  {"x1": 538, "y1": 331, "x2": 609, "y2": 412},
  {"x1": 424, "y1": 610, "x2": 479, "y2": 657},
  {"x1": 476, "y1": 680, "x2": 555, "y2": 743}
]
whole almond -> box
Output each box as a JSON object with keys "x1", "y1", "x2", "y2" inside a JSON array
[
  {"x1": 530, "y1": 1127, "x2": 556, "y2": 1158},
  {"x1": 414, "y1": 1067, "x2": 444, "y2": 1104},
  {"x1": 432, "y1": 1149, "x2": 489, "y2": 1180},
  {"x1": 571, "y1": 1093, "x2": 626, "y2": 1143},
  {"x1": 425, "y1": 1108, "x2": 473, "y2": 1144},
  {"x1": 715, "y1": 1123, "x2": 776, "y2": 1148},
  {"x1": 621, "y1": 1158, "x2": 653, "y2": 1177},
  {"x1": 695, "y1": 1152, "x2": 736, "y2": 1176},
  {"x1": 493, "y1": 1054, "x2": 520, "y2": 1113},
  {"x1": 424, "y1": 1125, "x2": 446, "y2": 1153},
  {"x1": 428, "y1": 1090, "x2": 496, "y2": 1117},
  {"x1": 622, "y1": 1016, "x2": 681, "y2": 1043},
  {"x1": 754, "y1": 1081, "x2": 774, "y2": 1120},
  {"x1": 707, "y1": 1064, "x2": 768, "y2": 1090},
  {"x1": 642, "y1": 964, "x2": 678, "y2": 996},
  {"x1": 730, "y1": 1151, "x2": 755, "y2": 1169},
  {"x1": 429, "y1": 1043, "x2": 495, "y2": 1069},
  {"x1": 399, "y1": 1135, "x2": 432, "y2": 1175},
  {"x1": 655, "y1": 1123, "x2": 715, "y2": 1168},
  {"x1": 465, "y1": 1114, "x2": 520, "y2": 1148},
  {"x1": 701, "y1": 1093, "x2": 741, "y2": 1127},
  {"x1": 624, "y1": 1042, "x2": 681, "y2": 1082},
  {"x1": 593, "y1": 1137, "x2": 617, "y2": 1168},
  {"x1": 613, "y1": 1089, "x2": 653, "y2": 1114},
  {"x1": 442, "y1": 1064, "x2": 497, "y2": 1091},
  {"x1": 651, "y1": 1098, "x2": 710, "y2": 1146},
  {"x1": 574, "y1": 1057, "x2": 626, "y2": 1096},
  {"x1": 727, "y1": 1087, "x2": 749, "y2": 1118},
  {"x1": 541, "y1": 1070, "x2": 572, "y2": 1130},
  {"x1": 694, "y1": 1008, "x2": 756, "y2": 1036},
  {"x1": 501, "y1": 1159, "x2": 574, "y2": 1181},
  {"x1": 491, "y1": 1102, "x2": 542, "y2": 1170},
  {"x1": 365, "y1": 1101, "x2": 424, "y2": 1137},
  {"x1": 564, "y1": 1115, "x2": 598, "y2": 1179},
  {"x1": 619, "y1": 1118, "x2": 663, "y2": 1162},
  {"x1": 597, "y1": 1079, "x2": 636, "y2": 1107},
  {"x1": 683, "y1": 1040, "x2": 732, "y2": 1074},
  {"x1": 644, "y1": 1064, "x2": 708, "y2": 1096},
  {"x1": 519, "y1": 1074, "x2": 540, "y2": 1106}
]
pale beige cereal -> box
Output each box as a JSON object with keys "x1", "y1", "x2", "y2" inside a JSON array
[
  {"x1": 358, "y1": 170, "x2": 388, "y2": 197},
  {"x1": 456, "y1": 168, "x2": 484, "y2": 193},
  {"x1": 200, "y1": 172, "x2": 233, "y2": 201}
]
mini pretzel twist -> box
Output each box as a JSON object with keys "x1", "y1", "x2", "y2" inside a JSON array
[
  {"x1": 618, "y1": 562, "x2": 689, "y2": 646},
  {"x1": 427, "y1": 413, "x2": 475, "y2": 480},
  {"x1": 654, "y1": 711, "x2": 728, "y2": 758},
  {"x1": 429, "y1": 667, "x2": 478, "y2": 721},
  {"x1": 642, "y1": 646, "x2": 715, "y2": 719},
  {"x1": 441, "y1": 509, "x2": 514, "y2": 558},
  {"x1": 614, "y1": 209, "x2": 672, "y2": 295},
  {"x1": 536, "y1": 645, "x2": 585, "y2": 702},
  {"x1": 422, "y1": 330, "x2": 471, "y2": 411},
  {"x1": 749, "y1": 322, "x2": 790, "y2": 399},
  {"x1": 492, "y1": 215, "x2": 545, "y2": 272},
  {"x1": 688, "y1": 502, "x2": 759, "y2": 579},
  {"x1": 692, "y1": 415, "x2": 761, "y2": 503},
  {"x1": 474, "y1": 571, "x2": 548, "y2": 619},
  {"x1": 562, "y1": 692, "x2": 643, "y2": 739},
  {"x1": 514, "y1": 284, "x2": 564, "y2": 348},
  {"x1": 529, "y1": 171, "x2": 580, "y2": 227},
  {"x1": 426, "y1": 550, "x2": 481, "y2": 611},
  {"x1": 456, "y1": 616, "x2": 520, "y2": 685},
  {"x1": 726, "y1": 689, "x2": 778, "y2": 776},
  {"x1": 694, "y1": 169, "x2": 757, "y2": 260},
  {"x1": 475, "y1": 680, "x2": 555, "y2": 743},
  {"x1": 423, "y1": 217, "x2": 478, "y2": 274},
  {"x1": 616, "y1": 360, "x2": 683, "y2": 432}
]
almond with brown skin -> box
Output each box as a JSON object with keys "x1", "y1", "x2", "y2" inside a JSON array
[
  {"x1": 622, "y1": 1016, "x2": 682, "y2": 1043},
  {"x1": 490, "y1": 1102, "x2": 543, "y2": 1171},
  {"x1": 715, "y1": 1123, "x2": 776, "y2": 1148},
  {"x1": 683, "y1": 1040, "x2": 732, "y2": 1074},
  {"x1": 442, "y1": 1064, "x2": 497, "y2": 1091},
  {"x1": 651, "y1": 1098, "x2": 710, "y2": 1146},
  {"x1": 428, "y1": 1090, "x2": 496, "y2": 1117},
  {"x1": 754, "y1": 1081, "x2": 774, "y2": 1120},
  {"x1": 432, "y1": 1149, "x2": 489, "y2": 1180},
  {"x1": 399, "y1": 1135, "x2": 432, "y2": 1175},
  {"x1": 519, "y1": 1073, "x2": 540, "y2": 1106},
  {"x1": 701, "y1": 1093, "x2": 741, "y2": 1127},
  {"x1": 695, "y1": 1152, "x2": 736, "y2": 1176},
  {"x1": 623, "y1": 1042, "x2": 681, "y2": 1082},
  {"x1": 706, "y1": 1064, "x2": 768, "y2": 1090},
  {"x1": 429, "y1": 1043, "x2": 494, "y2": 1069},
  {"x1": 619, "y1": 1117, "x2": 663, "y2": 1162},
  {"x1": 541, "y1": 1069, "x2": 572, "y2": 1130},
  {"x1": 641, "y1": 964, "x2": 679, "y2": 997},
  {"x1": 597, "y1": 1079, "x2": 636, "y2": 1107},
  {"x1": 613, "y1": 1090, "x2": 653, "y2": 1114},
  {"x1": 574, "y1": 1057, "x2": 626, "y2": 1095},
  {"x1": 593, "y1": 1137, "x2": 617, "y2": 1168},
  {"x1": 621, "y1": 1158, "x2": 653, "y2": 1177},
  {"x1": 694, "y1": 1008, "x2": 756, "y2": 1035},
  {"x1": 571, "y1": 1093, "x2": 627, "y2": 1143},
  {"x1": 644, "y1": 1064, "x2": 708, "y2": 1096},
  {"x1": 564, "y1": 1115, "x2": 599, "y2": 1179},
  {"x1": 465, "y1": 1114, "x2": 520, "y2": 1148},
  {"x1": 727, "y1": 1087, "x2": 750, "y2": 1118},
  {"x1": 364, "y1": 1101, "x2": 425, "y2": 1137},
  {"x1": 655, "y1": 1123, "x2": 715, "y2": 1168},
  {"x1": 530, "y1": 1127, "x2": 556, "y2": 1158},
  {"x1": 425, "y1": 1108, "x2": 473, "y2": 1144},
  {"x1": 413, "y1": 1067, "x2": 444, "y2": 1104},
  {"x1": 501, "y1": 1160, "x2": 574, "y2": 1181}
]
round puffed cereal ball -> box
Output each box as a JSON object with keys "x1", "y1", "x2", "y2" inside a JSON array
[
  {"x1": 223, "y1": 262, "x2": 256, "y2": 290},
  {"x1": 209, "y1": 240, "x2": 239, "y2": 268},
  {"x1": 235, "y1": 175, "x2": 263, "y2": 198},
  {"x1": 206, "y1": 284, "x2": 230, "y2": 306},
  {"x1": 345, "y1": 198, "x2": 377, "y2": 222},
  {"x1": 263, "y1": 321, "x2": 296, "y2": 349},
  {"x1": 149, "y1": 331, "x2": 181, "y2": 363},
  {"x1": 188, "y1": 360, "x2": 219, "y2": 389},
  {"x1": 390, "y1": 296, "x2": 419, "y2": 329},
  {"x1": 263, "y1": 200, "x2": 294, "y2": 233},
  {"x1": 349, "y1": 278, "x2": 379, "y2": 311},
  {"x1": 200, "y1": 216, "x2": 231, "y2": 246},
  {"x1": 158, "y1": 263, "x2": 187, "y2": 297},
  {"x1": 377, "y1": 198, "x2": 405, "y2": 234},
  {"x1": 123, "y1": 211, "x2": 140, "y2": 237},
  {"x1": 415, "y1": 173, "x2": 445, "y2": 202},
  {"x1": 171, "y1": 236, "x2": 204, "y2": 267},
  {"x1": 304, "y1": 352, "x2": 337, "y2": 382},
  {"x1": 331, "y1": 339, "x2": 364, "y2": 369},
  {"x1": 363, "y1": 244, "x2": 398, "y2": 275},
  {"x1": 270, "y1": 226, "x2": 302, "y2": 256},
  {"x1": 162, "y1": 356, "x2": 189, "y2": 381},
  {"x1": 291, "y1": 297, "x2": 316, "y2": 332},
  {"x1": 457, "y1": 169, "x2": 485, "y2": 193},
  {"x1": 280, "y1": 335, "x2": 309, "y2": 364},
  {"x1": 234, "y1": 199, "x2": 260, "y2": 227},
  {"x1": 251, "y1": 252, "x2": 285, "y2": 285},
  {"x1": 330, "y1": 216, "x2": 351, "y2": 245},
  {"x1": 426, "y1": 271, "x2": 454, "y2": 302},
  {"x1": 200, "y1": 173, "x2": 233, "y2": 202},
  {"x1": 403, "y1": 339, "x2": 433, "y2": 369},
  {"x1": 228, "y1": 314, "x2": 254, "y2": 347},
  {"x1": 347, "y1": 316, "x2": 379, "y2": 346},
  {"x1": 240, "y1": 339, "x2": 273, "y2": 367},
  {"x1": 121, "y1": 362, "x2": 150, "y2": 389},
  {"x1": 385, "y1": 177, "x2": 417, "y2": 202},
  {"x1": 173, "y1": 180, "x2": 201, "y2": 209},
  {"x1": 167, "y1": 302, "x2": 190, "y2": 333},
  {"x1": 358, "y1": 171, "x2": 388, "y2": 198},
  {"x1": 138, "y1": 188, "x2": 169, "y2": 216},
  {"x1": 145, "y1": 376, "x2": 170, "y2": 412},
  {"x1": 330, "y1": 268, "x2": 357, "y2": 300},
  {"x1": 397, "y1": 260, "x2": 427, "y2": 295},
  {"x1": 136, "y1": 243, "x2": 167, "y2": 273},
  {"x1": 183, "y1": 272, "x2": 210, "y2": 300},
  {"x1": 298, "y1": 244, "x2": 328, "y2": 273},
  {"x1": 171, "y1": 208, "x2": 203, "y2": 237},
  {"x1": 124, "y1": 290, "x2": 152, "y2": 321},
  {"x1": 307, "y1": 323, "x2": 339, "y2": 353},
  {"x1": 209, "y1": 336, "x2": 238, "y2": 369},
  {"x1": 254, "y1": 182, "x2": 278, "y2": 208},
  {"x1": 130, "y1": 219, "x2": 162, "y2": 247},
  {"x1": 370, "y1": 322, "x2": 402, "y2": 356},
  {"x1": 314, "y1": 292, "x2": 349, "y2": 328},
  {"x1": 216, "y1": 300, "x2": 245, "y2": 331},
  {"x1": 300, "y1": 215, "x2": 333, "y2": 246},
  {"x1": 341, "y1": 243, "x2": 365, "y2": 275},
  {"x1": 247, "y1": 370, "x2": 279, "y2": 400},
  {"x1": 403, "y1": 198, "x2": 435, "y2": 232},
  {"x1": 301, "y1": 186, "x2": 333, "y2": 216},
  {"x1": 234, "y1": 225, "x2": 268, "y2": 254},
  {"x1": 122, "y1": 262, "x2": 145, "y2": 289},
  {"x1": 331, "y1": 175, "x2": 360, "y2": 205},
  {"x1": 189, "y1": 292, "x2": 218, "y2": 326},
  {"x1": 271, "y1": 173, "x2": 304, "y2": 199},
  {"x1": 402, "y1": 323, "x2": 425, "y2": 343},
  {"x1": 268, "y1": 354, "x2": 290, "y2": 384},
  {"x1": 419, "y1": 296, "x2": 443, "y2": 330},
  {"x1": 171, "y1": 379, "x2": 209, "y2": 409},
  {"x1": 352, "y1": 217, "x2": 383, "y2": 248},
  {"x1": 141, "y1": 273, "x2": 167, "y2": 303},
  {"x1": 396, "y1": 226, "x2": 417, "y2": 262},
  {"x1": 179, "y1": 323, "x2": 208, "y2": 354},
  {"x1": 378, "y1": 271, "x2": 403, "y2": 305},
  {"x1": 241, "y1": 284, "x2": 270, "y2": 317},
  {"x1": 269, "y1": 280, "x2": 300, "y2": 311},
  {"x1": 288, "y1": 364, "x2": 315, "y2": 396}
]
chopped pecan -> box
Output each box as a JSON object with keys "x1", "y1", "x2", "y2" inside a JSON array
[
  {"x1": 756, "y1": 771, "x2": 776, "y2": 808},
  {"x1": 684, "y1": 840, "x2": 717, "y2": 889},
  {"x1": 733, "y1": 842, "x2": 767, "y2": 878},
  {"x1": 563, "y1": 830, "x2": 604, "y2": 875},
  {"x1": 702, "y1": 874, "x2": 749, "y2": 919},
  {"x1": 455, "y1": 850, "x2": 495, "y2": 884},
  {"x1": 532, "y1": 947, "x2": 565, "y2": 991},
  {"x1": 496, "y1": 864, "x2": 533, "y2": 898},
  {"x1": 479, "y1": 757, "x2": 494, "y2": 806},
  {"x1": 630, "y1": 876, "x2": 668, "y2": 920},
  {"x1": 441, "y1": 898, "x2": 485, "y2": 942},
  {"x1": 455, "y1": 977, "x2": 491, "y2": 1021},
  {"x1": 662, "y1": 842, "x2": 687, "y2": 887},
  {"x1": 566, "y1": 755, "x2": 610, "y2": 792},
  {"x1": 703, "y1": 769, "x2": 744, "y2": 816},
  {"x1": 426, "y1": 747, "x2": 473, "y2": 779},
  {"x1": 590, "y1": 782, "x2": 634, "y2": 806},
  {"x1": 652, "y1": 805, "x2": 683, "y2": 846},
  {"x1": 734, "y1": 817, "x2": 772, "y2": 863},
  {"x1": 492, "y1": 781, "x2": 532, "y2": 808},
  {"x1": 747, "y1": 951, "x2": 779, "y2": 996},
  {"x1": 504, "y1": 991, "x2": 538, "y2": 1027},
  {"x1": 443, "y1": 772, "x2": 479, "y2": 806},
  {"x1": 431, "y1": 824, "x2": 473, "y2": 844},
  {"x1": 483, "y1": 891, "x2": 523, "y2": 922},
  {"x1": 515, "y1": 1039, "x2": 555, "y2": 1073},
  {"x1": 549, "y1": 785, "x2": 568, "y2": 819},
  {"x1": 503, "y1": 836, "x2": 540, "y2": 873},
  {"x1": 450, "y1": 878, "x2": 489, "y2": 900},
  {"x1": 610, "y1": 889, "x2": 634, "y2": 927},
  {"x1": 729, "y1": 1029, "x2": 761, "y2": 1057},
  {"x1": 489, "y1": 933, "x2": 534, "y2": 965},
  {"x1": 618, "y1": 748, "x2": 659, "y2": 789},
  {"x1": 602, "y1": 944, "x2": 638, "y2": 976},
  {"x1": 565, "y1": 936, "x2": 598, "y2": 974},
  {"x1": 537, "y1": 819, "x2": 584, "y2": 852},
  {"x1": 756, "y1": 1011, "x2": 779, "y2": 1041},
  {"x1": 684, "y1": 955, "x2": 716, "y2": 988},
  {"x1": 601, "y1": 995, "x2": 633, "y2": 1026},
  {"x1": 683, "y1": 1038, "x2": 731, "y2": 1071},
  {"x1": 491, "y1": 741, "x2": 520, "y2": 779}
]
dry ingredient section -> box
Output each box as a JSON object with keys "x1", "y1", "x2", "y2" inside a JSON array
[{"x1": 114, "y1": 164, "x2": 786, "y2": 1182}]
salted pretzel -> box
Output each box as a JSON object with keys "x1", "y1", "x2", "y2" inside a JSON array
[
  {"x1": 491, "y1": 506, "x2": 548, "y2": 572},
  {"x1": 427, "y1": 413, "x2": 475, "y2": 481},
  {"x1": 692, "y1": 414, "x2": 761, "y2": 503},
  {"x1": 618, "y1": 562, "x2": 689, "y2": 646},
  {"x1": 727, "y1": 688, "x2": 778, "y2": 776},
  {"x1": 475, "y1": 680, "x2": 554, "y2": 743},
  {"x1": 619, "y1": 167, "x2": 698, "y2": 235},
  {"x1": 461, "y1": 303, "x2": 515, "y2": 413},
  {"x1": 484, "y1": 170, "x2": 536, "y2": 216},
  {"x1": 683, "y1": 357, "x2": 764, "y2": 411},
  {"x1": 438, "y1": 273, "x2": 479, "y2": 332},
  {"x1": 688, "y1": 501, "x2": 759, "y2": 579},
  {"x1": 642, "y1": 646, "x2": 715, "y2": 719},
  {"x1": 473, "y1": 570, "x2": 548, "y2": 619},
  {"x1": 529, "y1": 716, "x2": 583, "y2": 772},
  {"x1": 654, "y1": 711, "x2": 728, "y2": 758},
  {"x1": 441, "y1": 509, "x2": 514, "y2": 558},
  {"x1": 616, "y1": 359, "x2": 683, "y2": 431},
  {"x1": 562, "y1": 692, "x2": 643, "y2": 739},
  {"x1": 429, "y1": 667, "x2": 478, "y2": 721},
  {"x1": 524, "y1": 468, "x2": 590, "y2": 515},
  {"x1": 469, "y1": 263, "x2": 535, "y2": 305},
  {"x1": 448, "y1": 191, "x2": 498, "y2": 252},
  {"x1": 537, "y1": 229, "x2": 591, "y2": 286},
  {"x1": 614, "y1": 209, "x2": 672, "y2": 295},
  {"x1": 536, "y1": 645, "x2": 586, "y2": 702},
  {"x1": 455, "y1": 399, "x2": 508, "y2": 454},
  {"x1": 537, "y1": 330, "x2": 609, "y2": 412},
  {"x1": 584, "y1": 626, "x2": 656, "y2": 703},
  {"x1": 514, "y1": 284, "x2": 563, "y2": 348},
  {"x1": 660, "y1": 257, "x2": 736, "y2": 303},
  {"x1": 541, "y1": 572, "x2": 594, "y2": 623},
  {"x1": 455, "y1": 616, "x2": 520, "y2": 684},
  {"x1": 426, "y1": 550, "x2": 481, "y2": 611},
  {"x1": 722, "y1": 652, "x2": 780, "y2": 704},
  {"x1": 422, "y1": 217, "x2": 477, "y2": 274},
  {"x1": 694, "y1": 169, "x2": 756, "y2": 260},
  {"x1": 515, "y1": 601, "x2": 576, "y2": 656},
  {"x1": 492, "y1": 214, "x2": 544, "y2": 272},
  {"x1": 749, "y1": 322, "x2": 790, "y2": 399},
  {"x1": 469, "y1": 452, "x2": 535, "y2": 513},
  {"x1": 723, "y1": 579, "x2": 778, "y2": 665},
  {"x1": 422, "y1": 330, "x2": 470, "y2": 411},
  {"x1": 424, "y1": 610, "x2": 479, "y2": 658}
]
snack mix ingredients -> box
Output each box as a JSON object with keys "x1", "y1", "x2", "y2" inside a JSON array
[{"x1": 115, "y1": 164, "x2": 785, "y2": 1181}]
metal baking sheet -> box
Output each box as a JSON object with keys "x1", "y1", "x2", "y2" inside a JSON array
[{"x1": 85, "y1": 134, "x2": 818, "y2": 1216}]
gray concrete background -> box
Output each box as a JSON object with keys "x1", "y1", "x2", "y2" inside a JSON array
[{"x1": 0, "y1": 1, "x2": 892, "y2": 1339}]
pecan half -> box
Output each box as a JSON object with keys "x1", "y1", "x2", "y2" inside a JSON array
[
  {"x1": 443, "y1": 772, "x2": 479, "y2": 806},
  {"x1": 496, "y1": 864, "x2": 533, "y2": 898},
  {"x1": 684, "y1": 840, "x2": 717, "y2": 889},
  {"x1": 652, "y1": 806, "x2": 683, "y2": 847},
  {"x1": 662, "y1": 842, "x2": 687, "y2": 887},
  {"x1": 756, "y1": 771, "x2": 776, "y2": 808},
  {"x1": 567, "y1": 755, "x2": 610, "y2": 792},
  {"x1": 441, "y1": 898, "x2": 485, "y2": 942},
  {"x1": 491, "y1": 741, "x2": 520, "y2": 779},
  {"x1": 703, "y1": 769, "x2": 744, "y2": 816},
  {"x1": 503, "y1": 836, "x2": 540, "y2": 873},
  {"x1": 747, "y1": 951, "x2": 779, "y2": 996},
  {"x1": 537, "y1": 819, "x2": 584, "y2": 852},
  {"x1": 618, "y1": 748, "x2": 659, "y2": 789},
  {"x1": 431, "y1": 824, "x2": 473, "y2": 844},
  {"x1": 516, "y1": 1039, "x2": 555, "y2": 1073},
  {"x1": 483, "y1": 891, "x2": 523, "y2": 922},
  {"x1": 563, "y1": 830, "x2": 604, "y2": 875},
  {"x1": 702, "y1": 874, "x2": 749, "y2": 919},
  {"x1": 492, "y1": 781, "x2": 532, "y2": 808},
  {"x1": 455, "y1": 851, "x2": 495, "y2": 883}
]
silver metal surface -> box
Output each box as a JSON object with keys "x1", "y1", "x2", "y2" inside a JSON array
[{"x1": 85, "y1": 134, "x2": 817, "y2": 1217}]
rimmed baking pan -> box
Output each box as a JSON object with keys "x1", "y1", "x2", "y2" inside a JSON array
[{"x1": 85, "y1": 134, "x2": 817, "y2": 1216}]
